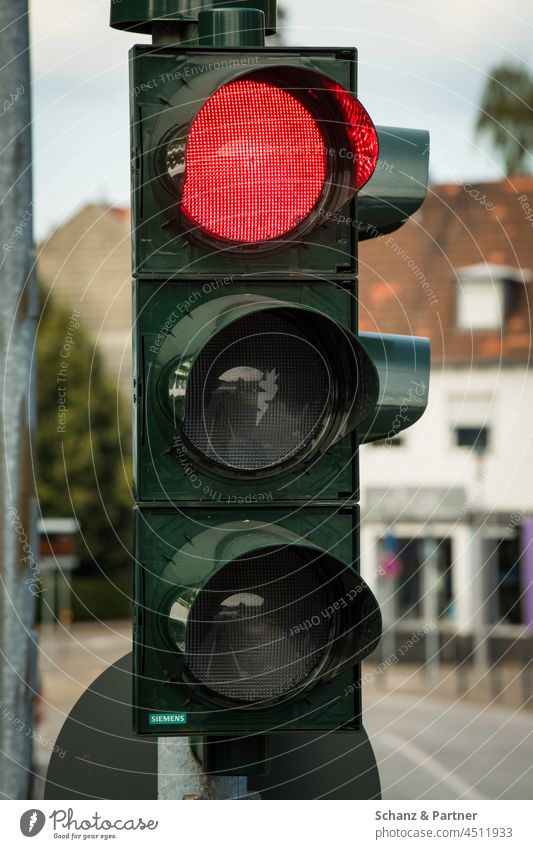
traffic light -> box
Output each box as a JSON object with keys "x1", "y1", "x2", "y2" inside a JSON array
[
  {"x1": 114, "y1": 2, "x2": 430, "y2": 746},
  {"x1": 129, "y1": 43, "x2": 378, "y2": 277}
]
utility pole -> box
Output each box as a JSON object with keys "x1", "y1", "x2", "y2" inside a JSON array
[{"x1": 0, "y1": 0, "x2": 38, "y2": 799}]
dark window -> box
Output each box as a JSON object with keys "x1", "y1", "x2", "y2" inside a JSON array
[
  {"x1": 496, "y1": 537, "x2": 522, "y2": 625},
  {"x1": 370, "y1": 436, "x2": 404, "y2": 448},
  {"x1": 385, "y1": 537, "x2": 452, "y2": 620},
  {"x1": 455, "y1": 426, "x2": 489, "y2": 450}
]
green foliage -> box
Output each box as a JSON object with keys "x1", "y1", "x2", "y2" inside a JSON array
[
  {"x1": 476, "y1": 63, "x2": 533, "y2": 175},
  {"x1": 36, "y1": 287, "x2": 132, "y2": 576},
  {"x1": 70, "y1": 573, "x2": 132, "y2": 621}
]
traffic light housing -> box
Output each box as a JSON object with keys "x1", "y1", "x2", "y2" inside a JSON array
[
  {"x1": 129, "y1": 45, "x2": 381, "y2": 278},
  {"x1": 117, "y1": 2, "x2": 431, "y2": 748},
  {"x1": 133, "y1": 507, "x2": 381, "y2": 733},
  {"x1": 134, "y1": 283, "x2": 429, "y2": 501}
]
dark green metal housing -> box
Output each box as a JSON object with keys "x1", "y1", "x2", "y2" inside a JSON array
[
  {"x1": 111, "y1": 0, "x2": 278, "y2": 36},
  {"x1": 129, "y1": 46, "x2": 359, "y2": 279},
  {"x1": 198, "y1": 8, "x2": 266, "y2": 47},
  {"x1": 133, "y1": 505, "x2": 381, "y2": 735},
  {"x1": 133, "y1": 278, "x2": 429, "y2": 503},
  {"x1": 124, "y1": 16, "x2": 431, "y2": 749},
  {"x1": 134, "y1": 279, "x2": 360, "y2": 502},
  {"x1": 358, "y1": 126, "x2": 430, "y2": 240},
  {"x1": 358, "y1": 333, "x2": 430, "y2": 443}
]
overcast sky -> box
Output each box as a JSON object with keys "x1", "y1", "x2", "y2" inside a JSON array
[{"x1": 29, "y1": 0, "x2": 532, "y2": 239}]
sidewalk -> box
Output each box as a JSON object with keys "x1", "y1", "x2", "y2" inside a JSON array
[
  {"x1": 363, "y1": 660, "x2": 533, "y2": 713},
  {"x1": 34, "y1": 620, "x2": 131, "y2": 791}
]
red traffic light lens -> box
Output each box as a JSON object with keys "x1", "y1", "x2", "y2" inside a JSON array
[
  {"x1": 326, "y1": 81, "x2": 379, "y2": 191},
  {"x1": 181, "y1": 79, "x2": 327, "y2": 244},
  {"x1": 176, "y1": 72, "x2": 379, "y2": 248}
]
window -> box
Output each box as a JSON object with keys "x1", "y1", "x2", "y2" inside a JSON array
[
  {"x1": 457, "y1": 277, "x2": 504, "y2": 330},
  {"x1": 455, "y1": 263, "x2": 529, "y2": 331},
  {"x1": 495, "y1": 536, "x2": 521, "y2": 625},
  {"x1": 448, "y1": 394, "x2": 492, "y2": 453},
  {"x1": 381, "y1": 537, "x2": 453, "y2": 620},
  {"x1": 455, "y1": 426, "x2": 489, "y2": 450},
  {"x1": 370, "y1": 436, "x2": 404, "y2": 448}
]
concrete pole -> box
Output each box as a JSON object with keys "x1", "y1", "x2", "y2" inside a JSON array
[{"x1": 0, "y1": 0, "x2": 38, "y2": 799}]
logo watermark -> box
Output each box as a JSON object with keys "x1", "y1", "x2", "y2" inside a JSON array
[
  {"x1": 20, "y1": 810, "x2": 46, "y2": 837},
  {"x1": 56, "y1": 307, "x2": 82, "y2": 433}
]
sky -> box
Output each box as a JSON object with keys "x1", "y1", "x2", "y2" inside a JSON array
[{"x1": 29, "y1": 0, "x2": 533, "y2": 240}]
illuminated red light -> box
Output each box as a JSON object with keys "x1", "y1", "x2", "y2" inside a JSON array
[
  {"x1": 180, "y1": 75, "x2": 379, "y2": 245},
  {"x1": 326, "y1": 82, "x2": 379, "y2": 191},
  {"x1": 181, "y1": 79, "x2": 327, "y2": 244}
]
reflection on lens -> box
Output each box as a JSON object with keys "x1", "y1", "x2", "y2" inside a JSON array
[
  {"x1": 180, "y1": 548, "x2": 332, "y2": 702},
  {"x1": 181, "y1": 312, "x2": 331, "y2": 472}
]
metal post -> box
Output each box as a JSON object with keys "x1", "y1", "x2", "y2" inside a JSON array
[
  {"x1": 158, "y1": 738, "x2": 247, "y2": 800},
  {"x1": 0, "y1": 0, "x2": 37, "y2": 799},
  {"x1": 152, "y1": 21, "x2": 198, "y2": 45}
]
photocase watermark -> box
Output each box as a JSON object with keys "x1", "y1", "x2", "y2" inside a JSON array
[
  {"x1": 149, "y1": 277, "x2": 234, "y2": 356},
  {"x1": 316, "y1": 211, "x2": 438, "y2": 305},
  {"x1": 427, "y1": 142, "x2": 495, "y2": 211},
  {"x1": 462, "y1": 184, "x2": 495, "y2": 211},
  {"x1": 0, "y1": 696, "x2": 67, "y2": 759},
  {"x1": 8, "y1": 506, "x2": 42, "y2": 596},
  {"x1": 125, "y1": 55, "x2": 261, "y2": 103},
  {"x1": 3, "y1": 200, "x2": 33, "y2": 253},
  {"x1": 172, "y1": 435, "x2": 273, "y2": 503},
  {"x1": 0, "y1": 83, "x2": 24, "y2": 118},
  {"x1": 20, "y1": 809, "x2": 46, "y2": 837},
  {"x1": 517, "y1": 193, "x2": 533, "y2": 228},
  {"x1": 380, "y1": 379, "x2": 427, "y2": 448},
  {"x1": 343, "y1": 621, "x2": 437, "y2": 696},
  {"x1": 289, "y1": 583, "x2": 367, "y2": 637},
  {"x1": 56, "y1": 307, "x2": 82, "y2": 433},
  {"x1": 321, "y1": 146, "x2": 394, "y2": 171},
  {"x1": 385, "y1": 234, "x2": 438, "y2": 305},
  {"x1": 48, "y1": 807, "x2": 158, "y2": 836}
]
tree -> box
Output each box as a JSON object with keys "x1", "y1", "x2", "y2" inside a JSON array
[
  {"x1": 476, "y1": 63, "x2": 533, "y2": 176},
  {"x1": 36, "y1": 287, "x2": 132, "y2": 576}
]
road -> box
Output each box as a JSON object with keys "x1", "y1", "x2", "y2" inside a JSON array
[
  {"x1": 35, "y1": 621, "x2": 532, "y2": 800},
  {"x1": 364, "y1": 691, "x2": 532, "y2": 800}
]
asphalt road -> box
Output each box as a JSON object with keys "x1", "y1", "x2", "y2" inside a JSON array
[
  {"x1": 364, "y1": 691, "x2": 533, "y2": 800},
  {"x1": 36, "y1": 622, "x2": 532, "y2": 800}
]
